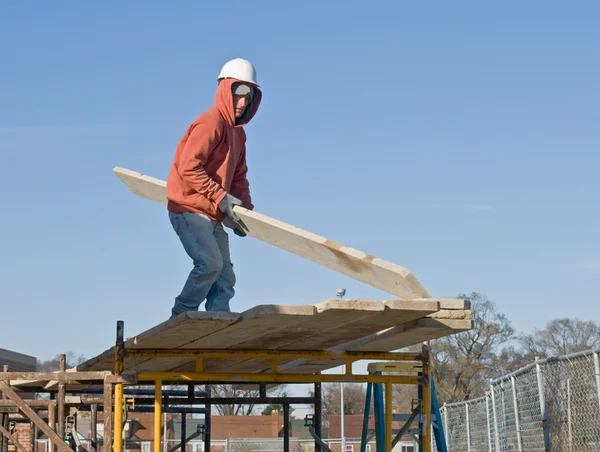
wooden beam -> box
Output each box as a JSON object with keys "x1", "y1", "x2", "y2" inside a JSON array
[
  {"x1": 0, "y1": 371, "x2": 111, "y2": 381},
  {"x1": 0, "y1": 424, "x2": 27, "y2": 452},
  {"x1": 112, "y1": 166, "x2": 431, "y2": 300},
  {"x1": 0, "y1": 382, "x2": 72, "y2": 452}
]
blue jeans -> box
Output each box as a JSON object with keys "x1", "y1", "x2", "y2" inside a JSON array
[{"x1": 168, "y1": 211, "x2": 235, "y2": 317}]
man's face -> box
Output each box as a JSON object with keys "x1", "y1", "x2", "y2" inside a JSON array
[{"x1": 234, "y1": 94, "x2": 250, "y2": 118}]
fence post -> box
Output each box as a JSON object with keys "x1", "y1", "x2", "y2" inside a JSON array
[
  {"x1": 465, "y1": 404, "x2": 471, "y2": 452},
  {"x1": 490, "y1": 381, "x2": 500, "y2": 452},
  {"x1": 485, "y1": 396, "x2": 492, "y2": 452},
  {"x1": 594, "y1": 352, "x2": 600, "y2": 417},
  {"x1": 536, "y1": 360, "x2": 550, "y2": 452},
  {"x1": 511, "y1": 376, "x2": 523, "y2": 452},
  {"x1": 443, "y1": 404, "x2": 449, "y2": 449}
]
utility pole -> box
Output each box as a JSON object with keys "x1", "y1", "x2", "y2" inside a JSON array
[{"x1": 337, "y1": 289, "x2": 346, "y2": 451}]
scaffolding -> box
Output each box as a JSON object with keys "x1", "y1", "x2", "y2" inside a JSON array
[{"x1": 0, "y1": 318, "x2": 444, "y2": 452}]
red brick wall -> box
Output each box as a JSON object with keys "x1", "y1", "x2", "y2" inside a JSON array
[
  {"x1": 7, "y1": 410, "x2": 287, "y2": 449},
  {"x1": 211, "y1": 412, "x2": 284, "y2": 439},
  {"x1": 3, "y1": 417, "x2": 34, "y2": 452}
]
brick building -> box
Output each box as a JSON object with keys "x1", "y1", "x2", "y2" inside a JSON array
[{"x1": 0, "y1": 348, "x2": 38, "y2": 452}]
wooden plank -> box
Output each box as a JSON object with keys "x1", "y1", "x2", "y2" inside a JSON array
[
  {"x1": 128, "y1": 305, "x2": 317, "y2": 372},
  {"x1": 279, "y1": 299, "x2": 439, "y2": 349},
  {"x1": 282, "y1": 317, "x2": 473, "y2": 374},
  {"x1": 77, "y1": 311, "x2": 239, "y2": 372},
  {"x1": 112, "y1": 166, "x2": 431, "y2": 300},
  {"x1": 416, "y1": 298, "x2": 470, "y2": 310},
  {"x1": 139, "y1": 300, "x2": 438, "y2": 373},
  {"x1": 195, "y1": 299, "x2": 439, "y2": 373},
  {"x1": 128, "y1": 311, "x2": 241, "y2": 349}
]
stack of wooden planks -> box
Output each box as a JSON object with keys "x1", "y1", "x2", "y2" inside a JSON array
[{"x1": 76, "y1": 298, "x2": 471, "y2": 375}]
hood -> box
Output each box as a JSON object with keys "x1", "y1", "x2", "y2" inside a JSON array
[{"x1": 215, "y1": 78, "x2": 262, "y2": 127}]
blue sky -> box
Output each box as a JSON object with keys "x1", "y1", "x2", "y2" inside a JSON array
[{"x1": 1, "y1": 1, "x2": 599, "y2": 370}]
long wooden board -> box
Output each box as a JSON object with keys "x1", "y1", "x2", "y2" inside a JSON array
[
  {"x1": 112, "y1": 166, "x2": 430, "y2": 300},
  {"x1": 271, "y1": 299, "x2": 472, "y2": 374},
  {"x1": 77, "y1": 299, "x2": 440, "y2": 373}
]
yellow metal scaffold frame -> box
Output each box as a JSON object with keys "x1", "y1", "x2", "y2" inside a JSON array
[
  {"x1": 0, "y1": 323, "x2": 432, "y2": 452},
  {"x1": 110, "y1": 339, "x2": 432, "y2": 452}
]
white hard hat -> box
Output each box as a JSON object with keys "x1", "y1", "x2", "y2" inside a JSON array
[{"x1": 217, "y1": 58, "x2": 258, "y2": 86}]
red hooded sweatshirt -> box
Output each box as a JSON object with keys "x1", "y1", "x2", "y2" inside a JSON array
[{"x1": 166, "y1": 78, "x2": 262, "y2": 221}]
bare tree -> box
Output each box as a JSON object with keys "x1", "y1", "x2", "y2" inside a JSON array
[
  {"x1": 37, "y1": 352, "x2": 87, "y2": 371},
  {"x1": 431, "y1": 292, "x2": 514, "y2": 403},
  {"x1": 518, "y1": 317, "x2": 600, "y2": 357},
  {"x1": 210, "y1": 384, "x2": 288, "y2": 416},
  {"x1": 321, "y1": 383, "x2": 367, "y2": 417}
]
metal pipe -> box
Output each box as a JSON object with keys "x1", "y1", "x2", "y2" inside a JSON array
[
  {"x1": 442, "y1": 394, "x2": 488, "y2": 408},
  {"x1": 490, "y1": 382, "x2": 500, "y2": 452},
  {"x1": 283, "y1": 404, "x2": 290, "y2": 452},
  {"x1": 154, "y1": 380, "x2": 162, "y2": 452},
  {"x1": 340, "y1": 373, "x2": 345, "y2": 452},
  {"x1": 116, "y1": 396, "x2": 315, "y2": 406},
  {"x1": 1, "y1": 365, "x2": 7, "y2": 452},
  {"x1": 77, "y1": 388, "x2": 208, "y2": 397},
  {"x1": 360, "y1": 383, "x2": 372, "y2": 452},
  {"x1": 511, "y1": 376, "x2": 523, "y2": 452},
  {"x1": 129, "y1": 407, "x2": 206, "y2": 414},
  {"x1": 485, "y1": 396, "x2": 492, "y2": 452},
  {"x1": 114, "y1": 321, "x2": 125, "y2": 452},
  {"x1": 204, "y1": 384, "x2": 211, "y2": 452},
  {"x1": 137, "y1": 371, "x2": 420, "y2": 385},
  {"x1": 421, "y1": 345, "x2": 432, "y2": 452},
  {"x1": 567, "y1": 379, "x2": 572, "y2": 452},
  {"x1": 444, "y1": 403, "x2": 449, "y2": 448},
  {"x1": 385, "y1": 380, "x2": 393, "y2": 452},
  {"x1": 314, "y1": 382, "x2": 322, "y2": 452},
  {"x1": 114, "y1": 384, "x2": 123, "y2": 452},
  {"x1": 465, "y1": 404, "x2": 471, "y2": 452},
  {"x1": 536, "y1": 361, "x2": 550, "y2": 452},
  {"x1": 489, "y1": 347, "x2": 600, "y2": 385},
  {"x1": 180, "y1": 411, "x2": 186, "y2": 452},
  {"x1": 308, "y1": 427, "x2": 332, "y2": 452},
  {"x1": 392, "y1": 405, "x2": 419, "y2": 448},
  {"x1": 594, "y1": 353, "x2": 600, "y2": 419}
]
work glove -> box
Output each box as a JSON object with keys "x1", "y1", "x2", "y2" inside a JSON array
[
  {"x1": 219, "y1": 194, "x2": 247, "y2": 237},
  {"x1": 219, "y1": 193, "x2": 242, "y2": 222},
  {"x1": 233, "y1": 227, "x2": 247, "y2": 237}
]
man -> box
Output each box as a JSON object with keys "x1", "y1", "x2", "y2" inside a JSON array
[{"x1": 165, "y1": 58, "x2": 262, "y2": 317}]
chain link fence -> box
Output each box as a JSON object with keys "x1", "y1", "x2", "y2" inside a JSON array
[{"x1": 438, "y1": 348, "x2": 600, "y2": 451}]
